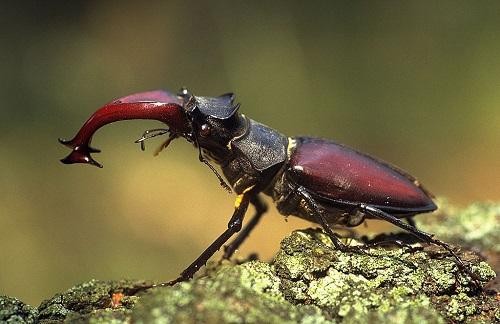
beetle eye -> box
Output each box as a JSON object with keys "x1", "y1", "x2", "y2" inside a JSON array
[{"x1": 199, "y1": 124, "x2": 211, "y2": 137}]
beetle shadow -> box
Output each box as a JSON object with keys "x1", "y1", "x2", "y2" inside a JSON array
[{"x1": 361, "y1": 232, "x2": 423, "y2": 246}]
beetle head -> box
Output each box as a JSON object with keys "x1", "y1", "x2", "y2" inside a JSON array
[
  {"x1": 178, "y1": 88, "x2": 245, "y2": 157},
  {"x1": 59, "y1": 88, "x2": 246, "y2": 168}
]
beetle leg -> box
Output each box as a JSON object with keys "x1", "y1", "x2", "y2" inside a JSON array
[
  {"x1": 297, "y1": 188, "x2": 421, "y2": 270},
  {"x1": 359, "y1": 203, "x2": 482, "y2": 290},
  {"x1": 222, "y1": 195, "x2": 268, "y2": 260},
  {"x1": 296, "y1": 187, "x2": 369, "y2": 255},
  {"x1": 405, "y1": 216, "x2": 416, "y2": 228},
  {"x1": 151, "y1": 192, "x2": 251, "y2": 288}
]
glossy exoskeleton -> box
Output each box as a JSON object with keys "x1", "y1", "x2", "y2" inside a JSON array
[{"x1": 59, "y1": 88, "x2": 477, "y2": 287}]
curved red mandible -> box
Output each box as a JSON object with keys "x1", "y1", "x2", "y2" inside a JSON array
[{"x1": 59, "y1": 90, "x2": 189, "y2": 167}]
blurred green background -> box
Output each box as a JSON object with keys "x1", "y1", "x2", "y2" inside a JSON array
[{"x1": 1, "y1": 1, "x2": 499, "y2": 305}]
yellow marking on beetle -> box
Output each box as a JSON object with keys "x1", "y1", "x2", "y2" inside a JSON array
[
  {"x1": 234, "y1": 194, "x2": 244, "y2": 208},
  {"x1": 234, "y1": 185, "x2": 255, "y2": 208}
]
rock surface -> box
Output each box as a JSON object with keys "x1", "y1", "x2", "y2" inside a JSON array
[{"x1": 1, "y1": 202, "x2": 499, "y2": 323}]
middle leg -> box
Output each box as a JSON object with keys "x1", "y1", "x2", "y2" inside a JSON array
[{"x1": 296, "y1": 187, "x2": 368, "y2": 254}]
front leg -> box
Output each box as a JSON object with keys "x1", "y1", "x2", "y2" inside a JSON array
[
  {"x1": 222, "y1": 195, "x2": 268, "y2": 260},
  {"x1": 153, "y1": 191, "x2": 252, "y2": 288}
]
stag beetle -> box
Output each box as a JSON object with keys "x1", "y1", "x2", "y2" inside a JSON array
[{"x1": 59, "y1": 88, "x2": 478, "y2": 287}]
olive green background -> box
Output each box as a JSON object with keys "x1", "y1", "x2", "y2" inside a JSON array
[{"x1": 1, "y1": 1, "x2": 499, "y2": 304}]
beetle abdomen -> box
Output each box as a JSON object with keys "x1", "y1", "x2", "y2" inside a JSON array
[{"x1": 288, "y1": 137, "x2": 436, "y2": 214}]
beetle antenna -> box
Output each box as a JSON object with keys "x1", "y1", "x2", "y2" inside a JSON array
[
  {"x1": 191, "y1": 131, "x2": 232, "y2": 193},
  {"x1": 198, "y1": 147, "x2": 232, "y2": 193},
  {"x1": 135, "y1": 128, "x2": 169, "y2": 151},
  {"x1": 153, "y1": 133, "x2": 179, "y2": 156}
]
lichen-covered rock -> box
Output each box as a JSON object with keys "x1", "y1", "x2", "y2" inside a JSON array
[
  {"x1": 0, "y1": 202, "x2": 498, "y2": 323},
  {"x1": 274, "y1": 229, "x2": 497, "y2": 323},
  {"x1": 418, "y1": 200, "x2": 500, "y2": 293},
  {"x1": 0, "y1": 296, "x2": 37, "y2": 323},
  {"x1": 417, "y1": 200, "x2": 500, "y2": 253},
  {"x1": 37, "y1": 279, "x2": 152, "y2": 323},
  {"x1": 132, "y1": 261, "x2": 329, "y2": 323}
]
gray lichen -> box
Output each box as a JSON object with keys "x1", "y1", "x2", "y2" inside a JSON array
[
  {"x1": 417, "y1": 200, "x2": 500, "y2": 252},
  {"x1": 0, "y1": 296, "x2": 38, "y2": 323},
  {"x1": 36, "y1": 279, "x2": 152, "y2": 323},
  {"x1": 1, "y1": 202, "x2": 499, "y2": 323},
  {"x1": 132, "y1": 261, "x2": 329, "y2": 324},
  {"x1": 273, "y1": 229, "x2": 496, "y2": 323}
]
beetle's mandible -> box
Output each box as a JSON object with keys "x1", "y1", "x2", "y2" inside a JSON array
[{"x1": 59, "y1": 88, "x2": 479, "y2": 288}]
